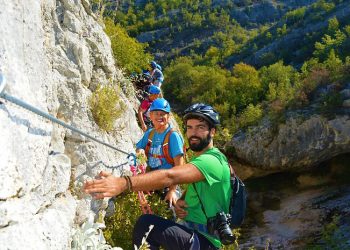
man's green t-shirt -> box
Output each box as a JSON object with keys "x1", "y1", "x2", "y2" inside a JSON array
[{"x1": 184, "y1": 147, "x2": 232, "y2": 248}]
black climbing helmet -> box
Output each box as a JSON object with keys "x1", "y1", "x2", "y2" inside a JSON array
[{"x1": 183, "y1": 103, "x2": 220, "y2": 127}]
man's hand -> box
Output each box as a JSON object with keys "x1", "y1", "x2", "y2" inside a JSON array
[
  {"x1": 174, "y1": 199, "x2": 188, "y2": 219},
  {"x1": 164, "y1": 189, "x2": 178, "y2": 207},
  {"x1": 83, "y1": 171, "x2": 126, "y2": 199}
]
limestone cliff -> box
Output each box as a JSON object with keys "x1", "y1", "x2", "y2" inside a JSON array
[{"x1": 0, "y1": 0, "x2": 141, "y2": 249}]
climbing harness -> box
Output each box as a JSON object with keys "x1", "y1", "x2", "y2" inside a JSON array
[
  {"x1": 127, "y1": 154, "x2": 153, "y2": 214},
  {"x1": 0, "y1": 74, "x2": 131, "y2": 156}
]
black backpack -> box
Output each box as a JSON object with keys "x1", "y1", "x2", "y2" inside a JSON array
[{"x1": 228, "y1": 165, "x2": 247, "y2": 228}]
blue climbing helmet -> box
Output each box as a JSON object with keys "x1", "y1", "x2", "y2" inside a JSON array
[
  {"x1": 183, "y1": 103, "x2": 220, "y2": 127},
  {"x1": 150, "y1": 61, "x2": 157, "y2": 69},
  {"x1": 148, "y1": 85, "x2": 161, "y2": 95},
  {"x1": 142, "y1": 69, "x2": 150, "y2": 75},
  {"x1": 149, "y1": 98, "x2": 171, "y2": 113},
  {"x1": 156, "y1": 64, "x2": 162, "y2": 71}
]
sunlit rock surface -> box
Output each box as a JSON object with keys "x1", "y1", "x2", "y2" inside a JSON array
[{"x1": 0, "y1": 0, "x2": 141, "y2": 249}]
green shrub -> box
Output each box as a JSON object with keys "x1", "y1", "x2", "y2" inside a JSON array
[
  {"x1": 104, "y1": 192, "x2": 173, "y2": 249},
  {"x1": 104, "y1": 18, "x2": 152, "y2": 74},
  {"x1": 214, "y1": 127, "x2": 232, "y2": 150},
  {"x1": 104, "y1": 192, "x2": 142, "y2": 249},
  {"x1": 238, "y1": 104, "x2": 263, "y2": 128},
  {"x1": 284, "y1": 7, "x2": 306, "y2": 25},
  {"x1": 89, "y1": 84, "x2": 123, "y2": 132},
  {"x1": 104, "y1": 192, "x2": 241, "y2": 250}
]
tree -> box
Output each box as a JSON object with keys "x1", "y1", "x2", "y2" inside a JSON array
[
  {"x1": 259, "y1": 61, "x2": 299, "y2": 107},
  {"x1": 284, "y1": 7, "x2": 306, "y2": 25},
  {"x1": 231, "y1": 63, "x2": 262, "y2": 110},
  {"x1": 104, "y1": 19, "x2": 152, "y2": 74},
  {"x1": 314, "y1": 30, "x2": 346, "y2": 61},
  {"x1": 327, "y1": 17, "x2": 339, "y2": 34},
  {"x1": 191, "y1": 13, "x2": 203, "y2": 28},
  {"x1": 203, "y1": 46, "x2": 220, "y2": 66},
  {"x1": 277, "y1": 24, "x2": 287, "y2": 37},
  {"x1": 324, "y1": 49, "x2": 343, "y2": 82}
]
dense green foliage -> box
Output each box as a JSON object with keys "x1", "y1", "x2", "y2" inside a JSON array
[
  {"x1": 104, "y1": 192, "x2": 175, "y2": 249},
  {"x1": 162, "y1": 46, "x2": 349, "y2": 139},
  {"x1": 101, "y1": 0, "x2": 350, "y2": 69},
  {"x1": 102, "y1": 0, "x2": 258, "y2": 64},
  {"x1": 104, "y1": 18, "x2": 153, "y2": 74}
]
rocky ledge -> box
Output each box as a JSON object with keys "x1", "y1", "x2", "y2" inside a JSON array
[{"x1": 229, "y1": 84, "x2": 350, "y2": 179}]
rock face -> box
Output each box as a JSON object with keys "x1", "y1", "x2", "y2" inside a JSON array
[
  {"x1": 0, "y1": 0, "x2": 141, "y2": 249},
  {"x1": 230, "y1": 111, "x2": 350, "y2": 179}
]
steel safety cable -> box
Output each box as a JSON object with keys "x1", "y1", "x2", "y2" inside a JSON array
[{"x1": 0, "y1": 74, "x2": 131, "y2": 156}]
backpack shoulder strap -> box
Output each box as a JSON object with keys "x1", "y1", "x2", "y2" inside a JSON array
[
  {"x1": 163, "y1": 128, "x2": 174, "y2": 165},
  {"x1": 145, "y1": 129, "x2": 155, "y2": 157},
  {"x1": 192, "y1": 183, "x2": 208, "y2": 219}
]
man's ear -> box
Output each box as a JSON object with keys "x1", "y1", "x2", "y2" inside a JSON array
[{"x1": 210, "y1": 127, "x2": 216, "y2": 137}]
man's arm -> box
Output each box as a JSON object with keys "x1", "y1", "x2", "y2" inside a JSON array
[
  {"x1": 166, "y1": 154, "x2": 184, "y2": 204},
  {"x1": 169, "y1": 155, "x2": 184, "y2": 191},
  {"x1": 84, "y1": 163, "x2": 204, "y2": 199}
]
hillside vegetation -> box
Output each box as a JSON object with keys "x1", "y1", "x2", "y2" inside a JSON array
[
  {"x1": 97, "y1": 0, "x2": 350, "y2": 140},
  {"x1": 101, "y1": 0, "x2": 350, "y2": 68}
]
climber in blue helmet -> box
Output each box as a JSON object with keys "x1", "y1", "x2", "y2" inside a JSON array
[
  {"x1": 137, "y1": 85, "x2": 161, "y2": 132},
  {"x1": 150, "y1": 61, "x2": 157, "y2": 69},
  {"x1": 150, "y1": 61, "x2": 164, "y2": 88},
  {"x1": 136, "y1": 98, "x2": 184, "y2": 204}
]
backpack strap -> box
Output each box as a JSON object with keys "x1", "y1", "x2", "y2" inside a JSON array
[
  {"x1": 163, "y1": 128, "x2": 174, "y2": 165},
  {"x1": 144, "y1": 128, "x2": 175, "y2": 165},
  {"x1": 192, "y1": 183, "x2": 209, "y2": 219},
  {"x1": 145, "y1": 128, "x2": 186, "y2": 165},
  {"x1": 163, "y1": 129, "x2": 187, "y2": 165},
  {"x1": 144, "y1": 129, "x2": 155, "y2": 158}
]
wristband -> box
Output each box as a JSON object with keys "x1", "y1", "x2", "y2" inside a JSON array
[{"x1": 123, "y1": 176, "x2": 133, "y2": 192}]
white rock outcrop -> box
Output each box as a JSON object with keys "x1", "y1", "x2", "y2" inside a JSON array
[{"x1": 0, "y1": 0, "x2": 141, "y2": 249}]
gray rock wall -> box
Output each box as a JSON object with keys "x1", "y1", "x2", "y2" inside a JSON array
[
  {"x1": 230, "y1": 113, "x2": 350, "y2": 179},
  {"x1": 0, "y1": 0, "x2": 141, "y2": 249}
]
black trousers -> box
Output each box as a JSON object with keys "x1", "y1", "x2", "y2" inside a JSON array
[{"x1": 132, "y1": 214, "x2": 219, "y2": 250}]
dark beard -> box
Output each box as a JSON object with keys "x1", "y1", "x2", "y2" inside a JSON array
[{"x1": 189, "y1": 134, "x2": 211, "y2": 152}]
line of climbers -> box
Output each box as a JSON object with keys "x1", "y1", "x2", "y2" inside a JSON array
[
  {"x1": 132, "y1": 60, "x2": 164, "y2": 101},
  {"x1": 134, "y1": 61, "x2": 183, "y2": 203},
  {"x1": 84, "y1": 60, "x2": 247, "y2": 249},
  {"x1": 136, "y1": 60, "x2": 165, "y2": 132}
]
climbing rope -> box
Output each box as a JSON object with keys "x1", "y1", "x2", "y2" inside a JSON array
[{"x1": 0, "y1": 74, "x2": 132, "y2": 156}]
